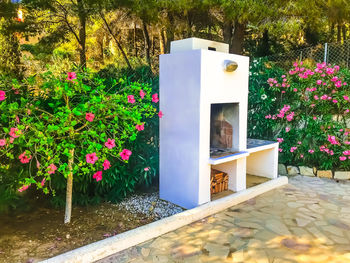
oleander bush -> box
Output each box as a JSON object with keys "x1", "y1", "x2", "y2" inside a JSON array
[
  {"x1": 249, "y1": 59, "x2": 350, "y2": 171},
  {"x1": 0, "y1": 69, "x2": 161, "y2": 221}
]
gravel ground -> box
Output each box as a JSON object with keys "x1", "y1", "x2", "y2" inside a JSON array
[{"x1": 117, "y1": 192, "x2": 184, "y2": 219}]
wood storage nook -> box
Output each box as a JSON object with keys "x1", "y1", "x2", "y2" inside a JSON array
[{"x1": 210, "y1": 169, "x2": 228, "y2": 194}]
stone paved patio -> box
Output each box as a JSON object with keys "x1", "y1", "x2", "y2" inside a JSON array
[{"x1": 97, "y1": 175, "x2": 350, "y2": 263}]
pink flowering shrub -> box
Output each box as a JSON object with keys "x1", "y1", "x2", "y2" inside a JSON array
[
  {"x1": 0, "y1": 70, "x2": 160, "y2": 220},
  {"x1": 249, "y1": 60, "x2": 350, "y2": 171}
]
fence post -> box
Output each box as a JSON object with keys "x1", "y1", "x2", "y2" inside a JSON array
[{"x1": 324, "y1": 43, "x2": 328, "y2": 63}]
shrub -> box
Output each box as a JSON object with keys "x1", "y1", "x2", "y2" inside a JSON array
[
  {"x1": 0, "y1": 69, "x2": 160, "y2": 222},
  {"x1": 249, "y1": 59, "x2": 350, "y2": 171}
]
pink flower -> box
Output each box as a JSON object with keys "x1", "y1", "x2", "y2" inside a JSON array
[
  {"x1": 327, "y1": 135, "x2": 339, "y2": 145},
  {"x1": 36, "y1": 160, "x2": 40, "y2": 169},
  {"x1": 286, "y1": 112, "x2": 295, "y2": 122},
  {"x1": 313, "y1": 116, "x2": 317, "y2": 120},
  {"x1": 340, "y1": 156, "x2": 347, "y2": 161},
  {"x1": 120, "y1": 149, "x2": 132, "y2": 161},
  {"x1": 67, "y1": 72, "x2": 77, "y2": 81},
  {"x1": 18, "y1": 184, "x2": 30, "y2": 192},
  {"x1": 293, "y1": 88, "x2": 298, "y2": 92},
  {"x1": 9, "y1": 127, "x2": 20, "y2": 138},
  {"x1": 316, "y1": 80, "x2": 322, "y2": 85},
  {"x1": 144, "y1": 167, "x2": 150, "y2": 171},
  {"x1": 19, "y1": 152, "x2": 32, "y2": 164},
  {"x1": 297, "y1": 141, "x2": 302, "y2": 145},
  {"x1": 332, "y1": 99, "x2": 338, "y2": 103},
  {"x1": 344, "y1": 95, "x2": 349, "y2": 101},
  {"x1": 140, "y1": 90, "x2": 145, "y2": 99},
  {"x1": 311, "y1": 104, "x2": 315, "y2": 108},
  {"x1": 300, "y1": 154, "x2": 304, "y2": 158},
  {"x1": 0, "y1": 139, "x2": 5, "y2": 146},
  {"x1": 282, "y1": 90, "x2": 286, "y2": 93},
  {"x1": 105, "y1": 138, "x2": 116, "y2": 149},
  {"x1": 278, "y1": 148, "x2": 283, "y2": 152},
  {"x1": 41, "y1": 178, "x2": 46, "y2": 187},
  {"x1": 285, "y1": 127, "x2": 290, "y2": 132},
  {"x1": 85, "y1": 112, "x2": 95, "y2": 122},
  {"x1": 343, "y1": 150, "x2": 350, "y2": 156},
  {"x1": 290, "y1": 147, "x2": 297, "y2": 153},
  {"x1": 152, "y1": 93, "x2": 159, "y2": 103},
  {"x1": 0, "y1": 90, "x2": 6, "y2": 101},
  {"x1": 308, "y1": 149, "x2": 315, "y2": 154},
  {"x1": 103, "y1": 160, "x2": 111, "y2": 170},
  {"x1": 135, "y1": 123, "x2": 145, "y2": 131},
  {"x1": 86, "y1": 153, "x2": 98, "y2": 164},
  {"x1": 158, "y1": 111, "x2": 164, "y2": 118},
  {"x1": 277, "y1": 138, "x2": 284, "y2": 143},
  {"x1": 127, "y1": 95, "x2": 135, "y2": 104},
  {"x1": 335, "y1": 81, "x2": 342, "y2": 88},
  {"x1": 48, "y1": 164, "x2": 57, "y2": 174},
  {"x1": 314, "y1": 95, "x2": 319, "y2": 100},
  {"x1": 93, "y1": 171, "x2": 103, "y2": 182},
  {"x1": 265, "y1": 115, "x2": 271, "y2": 119}
]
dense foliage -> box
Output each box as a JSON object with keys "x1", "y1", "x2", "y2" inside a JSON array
[
  {"x1": 1, "y1": 0, "x2": 350, "y2": 75},
  {"x1": 0, "y1": 69, "x2": 161, "y2": 220},
  {"x1": 249, "y1": 60, "x2": 350, "y2": 171}
]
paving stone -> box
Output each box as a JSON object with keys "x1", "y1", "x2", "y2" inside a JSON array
[
  {"x1": 322, "y1": 225, "x2": 344, "y2": 236},
  {"x1": 317, "y1": 170, "x2": 333, "y2": 178},
  {"x1": 299, "y1": 166, "x2": 315, "y2": 177},
  {"x1": 278, "y1": 163, "x2": 287, "y2": 175},
  {"x1": 287, "y1": 166, "x2": 299, "y2": 175},
  {"x1": 330, "y1": 235, "x2": 349, "y2": 244},
  {"x1": 230, "y1": 249, "x2": 244, "y2": 263},
  {"x1": 307, "y1": 227, "x2": 334, "y2": 245},
  {"x1": 234, "y1": 221, "x2": 263, "y2": 229},
  {"x1": 265, "y1": 219, "x2": 291, "y2": 236},
  {"x1": 280, "y1": 238, "x2": 311, "y2": 251},
  {"x1": 334, "y1": 171, "x2": 350, "y2": 180},
  {"x1": 141, "y1": 248, "x2": 150, "y2": 258},
  {"x1": 295, "y1": 218, "x2": 311, "y2": 227},
  {"x1": 287, "y1": 202, "x2": 304, "y2": 208},
  {"x1": 203, "y1": 243, "x2": 229, "y2": 258}
]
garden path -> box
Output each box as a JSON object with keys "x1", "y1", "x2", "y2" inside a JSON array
[{"x1": 97, "y1": 175, "x2": 350, "y2": 263}]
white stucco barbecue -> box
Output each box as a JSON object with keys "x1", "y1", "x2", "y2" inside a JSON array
[{"x1": 159, "y1": 38, "x2": 278, "y2": 209}]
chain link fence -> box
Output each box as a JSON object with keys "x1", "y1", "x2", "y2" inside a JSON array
[{"x1": 259, "y1": 40, "x2": 350, "y2": 69}]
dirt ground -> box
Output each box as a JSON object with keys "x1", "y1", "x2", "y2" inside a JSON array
[{"x1": 0, "y1": 202, "x2": 154, "y2": 263}]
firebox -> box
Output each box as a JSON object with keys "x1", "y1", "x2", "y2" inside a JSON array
[
  {"x1": 159, "y1": 37, "x2": 279, "y2": 209},
  {"x1": 210, "y1": 103, "x2": 239, "y2": 158}
]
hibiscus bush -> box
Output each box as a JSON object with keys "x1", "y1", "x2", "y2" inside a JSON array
[
  {"x1": 249, "y1": 59, "x2": 350, "y2": 171},
  {"x1": 0, "y1": 70, "x2": 161, "y2": 222}
]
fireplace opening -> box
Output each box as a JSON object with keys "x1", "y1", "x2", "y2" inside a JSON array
[{"x1": 210, "y1": 103, "x2": 239, "y2": 158}]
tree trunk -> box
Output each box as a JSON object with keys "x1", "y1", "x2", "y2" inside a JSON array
[
  {"x1": 342, "y1": 24, "x2": 347, "y2": 41},
  {"x1": 64, "y1": 148, "x2": 75, "y2": 224},
  {"x1": 231, "y1": 21, "x2": 246, "y2": 55},
  {"x1": 159, "y1": 30, "x2": 165, "y2": 54},
  {"x1": 330, "y1": 23, "x2": 335, "y2": 42},
  {"x1": 223, "y1": 19, "x2": 233, "y2": 46},
  {"x1": 142, "y1": 20, "x2": 152, "y2": 68},
  {"x1": 134, "y1": 22, "x2": 138, "y2": 57},
  {"x1": 77, "y1": 0, "x2": 87, "y2": 68},
  {"x1": 99, "y1": 11, "x2": 132, "y2": 70},
  {"x1": 337, "y1": 23, "x2": 341, "y2": 42},
  {"x1": 165, "y1": 12, "x2": 175, "y2": 53}
]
